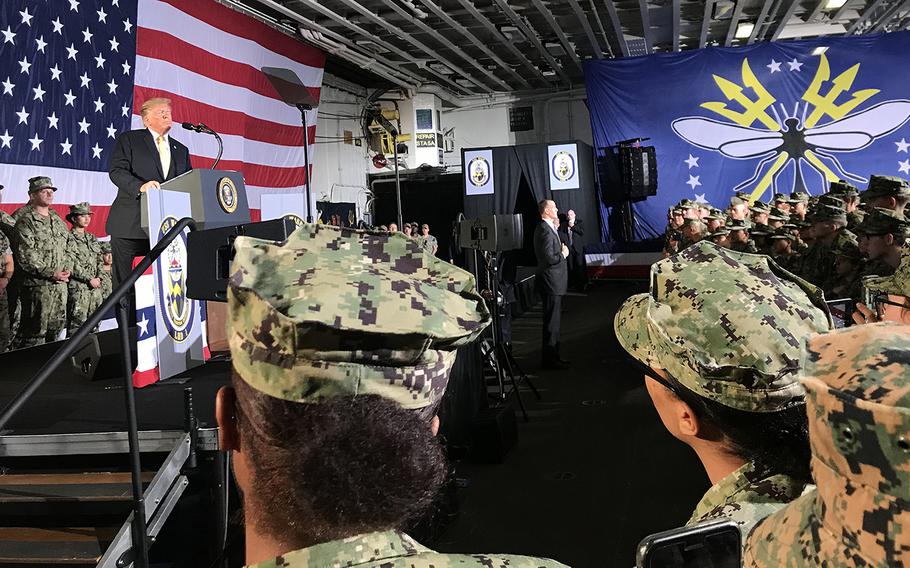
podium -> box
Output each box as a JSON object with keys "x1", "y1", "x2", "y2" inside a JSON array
[
  {"x1": 140, "y1": 169, "x2": 251, "y2": 234},
  {"x1": 135, "y1": 169, "x2": 250, "y2": 383}
]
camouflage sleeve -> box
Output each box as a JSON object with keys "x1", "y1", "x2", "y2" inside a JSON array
[
  {"x1": 67, "y1": 233, "x2": 93, "y2": 283},
  {"x1": 0, "y1": 231, "x2": 10, "y2": 257},
  {"x1": 15, "y1": 218, "x2": 56, "y2": 280}
]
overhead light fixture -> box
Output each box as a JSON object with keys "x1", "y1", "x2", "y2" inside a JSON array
[
  {"x1": 812, "y1": 46, "x2": 829, "y2": 55},
  {"x1": 824, "y1": 0, "x2": 848, "y2": 10},
  {"x1": 735, "y1": 22, "x2": 755, "y2": 39}
]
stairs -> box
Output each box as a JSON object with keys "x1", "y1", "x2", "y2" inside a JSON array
[{"x1": 0, "y1": 472, "x2": 154, "y2": 566}]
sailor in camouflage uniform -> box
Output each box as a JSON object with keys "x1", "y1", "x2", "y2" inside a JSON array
[
  {"x1": 14, "y1": 177, "x2": 72, "y2": 347},
  {"x1": 65, "y1": 203, "x2": 104, "y2": 335},
  {"x1": 798, "y1": 205, "x2": 856, "y2": 289},
  {"x1": 855, "y1": 207, "x2": 909, "y2": 280},
  {"x1": 0, "y1": 226, "x2": 12, "y2": 353},
  {"x1": 728, "y1": 219, "x2": 758, "y2": 253},
  {"x1": 99, "y1": 241, "x2": 113, "y2": 301},
  {"x1": 614, "y1": 241, "x2": 832, "y2": 541},
  {"x1": 862, "y1": 174, "x2": 909, "y2": 219},
  {"x1": 218, "y1": 224, "x2": 568, "y2": 568},
  {"x1": 744, "y1": 324, "x2": 910, "y2": 567}
]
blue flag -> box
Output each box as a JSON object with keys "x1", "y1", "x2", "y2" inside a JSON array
[{"x1": 585, "y1": 32, "x2": 910, "y2": 236}]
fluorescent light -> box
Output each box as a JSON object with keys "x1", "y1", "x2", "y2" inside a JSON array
[
  {"x1": 735, "y1": 22, "x2": 755, "y2": 39},
  {"x1": 824, "y1": 0, "x2": 848, "y2": 10},
  {"x1": 813, "y1": 46, "x2": 829, "y2": 55}
]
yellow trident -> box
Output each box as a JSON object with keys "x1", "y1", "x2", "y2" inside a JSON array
[
  {"x1": 701, "y1": 59, "x2": 779, "y2": 131},
  {"x1": 802, "y1": 53, "x2": 879, "y2": 128}
]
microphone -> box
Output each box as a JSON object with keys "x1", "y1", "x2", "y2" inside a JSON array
[{"x1": 181, "y1": 121, "x2": 201, "y2": 132}]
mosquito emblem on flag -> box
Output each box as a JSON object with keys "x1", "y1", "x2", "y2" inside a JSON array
[{"x1": 672, "y1": 53, "x2": 910, "y2": 200}]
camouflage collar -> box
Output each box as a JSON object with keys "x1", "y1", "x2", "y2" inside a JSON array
[
  {"x1": 246, "y1": 530, "x2": 428, "y2": 567},
  {"x1": 687, "y1": 461, "x2": 809, "y2": 533}
]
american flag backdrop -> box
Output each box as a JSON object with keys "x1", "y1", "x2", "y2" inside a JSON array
[{"x1": 0, "y1": 0, "x2": 325, "y2": 235}]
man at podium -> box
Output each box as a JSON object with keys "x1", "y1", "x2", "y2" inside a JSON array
[{"x1": 107, "y1": 97, "x2": 192, "y2": 307}]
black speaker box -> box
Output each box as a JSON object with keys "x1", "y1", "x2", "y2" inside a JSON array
[
  {"x1": 620, "y1": 146, "x2": 658, "y2": 200},
  {"x1": 469, "y1": 402, "x2": 518, "y2": 464},
  {"x1": 70, "y1": 328, "x2": 137, "y2": 381},
  {"x1": 186, "y1": 218, "x2": 297, "y2": 302}
]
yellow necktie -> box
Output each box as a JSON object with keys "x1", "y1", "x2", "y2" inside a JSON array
[{"x1": 157, "y1": 135, "x2": 170, "y2": 178}]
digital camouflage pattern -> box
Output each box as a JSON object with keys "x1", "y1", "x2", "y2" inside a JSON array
[
  {"x1": 0, "y1": 229, "x2": 10, "y2": 352},
  {"x1": 863, "y1": 174, "x2": 910, "y2": 199},
  {"x1": 744, "y1": 323, "x2": 910, "y2": 567},
  {"x1": 854, "y1": 207, "x2": 910, "y2": 237},
  {"x1": 246, "y1": 530, "x2": 569, "y2": 568},
  {"x1": 14, "y1": 208, "x2": 71, "y2": 347},
  {"x1": 66, "y1": 228, "x2": 104, "y2": 334},
  {"x1": 228, "y1": 223, "x2": 491, "y2": 410},
  {"x1": 864, "y1": 243, "x2": 910, "y2": 297},
  {"x1": 99, "y1": 242, "x2": 113, "y2": 301},
  {"x1": 687, "y1": 461, "x2": 812, "y2": 542},
  {"x1": 613, "y1": 241, "x2": 832, "y2": 412}
]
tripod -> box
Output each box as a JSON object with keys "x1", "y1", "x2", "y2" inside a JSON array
[{"x1": 478, "y1": 250, "x2": 540, "y2": 421}]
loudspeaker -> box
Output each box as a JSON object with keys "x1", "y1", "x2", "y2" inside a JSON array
[
  {"x1": 186, "y1": 218, "x2": 297, "y2": 302},
  {"x1": 469, "y1": 402, "x2": 518, "y2": 463},
  {"x1": 458, "y1": 214, "x2": 524, "y2": 252},
  {"x1": 620, "y1": 146, "x2": 658, "y2": 201},
  {"x1": 70, "y1": 329, "x2": 136, "y2": 381}
]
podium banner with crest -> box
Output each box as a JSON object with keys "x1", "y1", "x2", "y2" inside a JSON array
[
  {"x1": 463, "y1": 149, "x2": 495, "y2": 195},
  {"x1": 137, "y1": 188, "x2": 209, "y2": 383},
  {"x1": 548, "y1": 143, "x2": 580, "y2": 191}
]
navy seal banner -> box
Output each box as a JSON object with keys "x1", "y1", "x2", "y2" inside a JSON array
[{"x1": 585, "y1": 32, "x2": 910, "y2": 233}]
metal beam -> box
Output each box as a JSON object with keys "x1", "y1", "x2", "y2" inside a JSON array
[
  {"x1": 748, "y1": 0, "x2": 777, "y2": 42},
  {"x1": 832, "y1": 0, "x2": 854, "y2": 21},
  {"x1": 452, "y1": 0, "x2": 550, "y2": 84},
  {"x1": 257, "y1": 0, "x2": 469, "y2": 94},
  {"x1": 529, "y1": 0, "x2": 585, "y2": 69},
  {"x1": 846, "y1": 0, "x2": 890, "y2": 32},
  {"x1": 376, "y1": 0, "x2": 513, "y2": 91},
  {"x1": 416, "y1": 0, "x2": 532, "y2": 89},
  {"x1": 587, "y1": 0, "x2": 615, "y2": 57},
  {"x1": 602, "y1": 0, "x2": 630, "y2": 56},
  {"x1": 805, "y1": 0, "x2": 829, "y2": 22},
  {"x1": 700, "y1": 0, "x2": 715, "y2": 48},
  {"x1": 329, "y1": 0, "x2": 493, "y2": 93},
  {"x1": 565, "y1": 0, "x2": 606, "y2": 59},
  {"x1": 490, "y1": 0, "x2": 573, "y2": 85},
  {"x1": 638, "y1": 0, "x2": 654, "y2": 53},
  {"x1": 248, "y1": 0, "x2": 422, "y2": 90},
  {"x1": 870, "y1": 0, "x2": 909, "y2": 31},
  {"x1": 673, "y1": 0, "x2": 681, "y2": 51},
  {"x1": 724, "y1": 0, "x2": 748, "y2": 46},
  {"x1": 769, "y1": 0, "x2": 801, "y2": 41}
]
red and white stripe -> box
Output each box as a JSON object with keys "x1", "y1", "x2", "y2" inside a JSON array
[{"x1": 0, "y1": 0, "x2": 325, "y2": 236}]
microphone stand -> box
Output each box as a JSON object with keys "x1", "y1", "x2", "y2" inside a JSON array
[
  {"x1": 297, "y1": 103, "x2": 313, "y2": 223},
  {"x1": 209, "y1": 128, "x2": 223, "y2": 170}
]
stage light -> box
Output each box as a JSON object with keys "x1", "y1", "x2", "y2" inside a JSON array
[
  {"x1": 824, "y1": 0, "x2": 848, "y2": 10},
  {"x1": 735, "y1": 22, "x2": 755, "y2": 39},
  {"x1": 812, "y1": 46, "x2": 829, "y2": 55}
]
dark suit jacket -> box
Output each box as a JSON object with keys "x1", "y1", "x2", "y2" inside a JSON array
[
  {"x1": 533, "y1": 220, "x2": 567, "y2": 296},
  {"x1": 107, "y1": 129, "x2": 192, "y2": 238},
  {"x1": 559, "y1": 218, "x2": 584, "y2": 253}
]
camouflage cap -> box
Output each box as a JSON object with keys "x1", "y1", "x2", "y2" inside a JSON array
[
  {"x1": 790, "y1": 191, "x2": 810, "y2": 203},
  {"x1": 772, "y1": 192, "x2": 792, "y2": 203},
  {"x1": 854, "y1": 207, "x2": 910, "y2": 237},
  {"x1": 614, "y1": 241, "x2": 832, "y2": 413},
  {"x1": 706, "y1": 208, "x2": 726, "y2": 221},
  {"x1": 68, "y1": 202, "x2": 93, "y2": 216},
  {"x1": 751, "y1": 201, "x2": 771, "y2": 213},
  {"x1": 828, "y1": 179, "x2": 860, "y2": 197},
  {"x1": 227, "y1": 224, "x2": 491, "y2": 410},
  {"x1": 27, "y1": 176, "x2": 57, "y2": 193},
  {"x1": 677, "y1": 199, "x2": 698, "y2": 210},
  {"x1": 768, "y1": 207, "x2": 790, "y2": 222},
  {"x1": 743, "y1": 324, "x2": 910, "y2": 567},
  {"x1": 99, "y1": 241, "x2": 112, "y2": 254},
  {"x1": 730, "y1": 195, "x2": 748, "y2": 207},
  {"x1": 769, "y1": 227, "x2": 797, "y2": 241},
  {"x1": 709, "y1": 227, "x2": 730, "y2": 237},
  {"x1": 809, "y1": 204, "x2": 847, "y2": 225},
  {"x1": 832, "y1": 239, "x2": 863, "y2": 262},
  {"x1": 864, "y1": 175, "x2": 910, "y2": 199},
  {"x1": 817, "y1": 193, "x2": 846, "y2": 210},
  {"x1": 864, "y1": 243, "x2": 910, "y2": 297},
  {"x1": 750, "y1": 226, "x2": 772, "y2": 238},
  {"x1": 727, "y1": 219, "x2": 752, "y2": 231}
]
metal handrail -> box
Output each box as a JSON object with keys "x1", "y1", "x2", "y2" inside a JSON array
[{"x1": 0, "y1": 216, "x2": 197, "y2": 568}]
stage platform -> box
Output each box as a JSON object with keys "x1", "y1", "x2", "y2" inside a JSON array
[{"x1": 0, "y1": 336, "x2": 229, "y2": 457}]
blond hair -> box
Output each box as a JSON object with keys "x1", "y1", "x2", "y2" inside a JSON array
[{"x1": 140, "y1": 97, "x2": 172, "y2": 117}]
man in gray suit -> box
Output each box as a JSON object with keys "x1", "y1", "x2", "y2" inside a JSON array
[{"x1": 534, "y1": 199, "x2": 570, "y2": 370}]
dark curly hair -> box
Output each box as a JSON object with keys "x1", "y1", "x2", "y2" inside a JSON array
[{"x1": 232, "y1": 372, "x2": 448, "y2": 544}]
